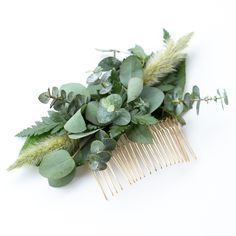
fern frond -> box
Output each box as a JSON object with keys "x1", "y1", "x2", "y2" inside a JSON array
[
  {"x1": 16, "y1": 111, "x2": 67, "y2": 137},
  {"x1": 8, "y1": 134, "x2": 77, "y2": 171},
  {"x1": 143, "y1": 32, "x2": 193, "y2": 85}
]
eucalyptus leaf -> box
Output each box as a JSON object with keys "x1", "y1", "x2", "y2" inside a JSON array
[
  {"x1": 127, "y1": 125, "x2": 153, "y2": 144},
  {"x1": 128, "y1": 45, "x2": 147, "y2": 61},
  {"x1": 102, "y1": 138, "x2": 117, "y2": 151},
  {"x1": 141, "y1": 86, "x2": 164, "y2": 113},
  {"x1": 95, "y1": 130, "x2": 109, "y2": 140},
  {"x1": 98, "y1": 151, "x2": 111, "y2": 162},
  {"x1": 39, "y1": 150, "x2": 75, "y2": 179},
  {"x1": 120, "y1": 56, "x2": 143, "y2": 86},
  {"x1": 69, "y1": 129, "x2": 99, "y2": 139},
  {"x1": 113, "y1": 108, "x2": 131, "y2": 126},
  {"x1": 48, "y1": 167, "x2": 76, "y2": 187},
  {"x1": 175, "y1": 103, "x2": 184, "y2": 115},
  {"x1": 98, "y1": 57, "x2": 121, "y2": 71},
  {"x1": 85, "y1": 101, "x2": 99, "y2": 125},
  {"x1": 91, "y1": 140, "x2": 105, "y2": 153},
  {"x1": 127, "y1": 77, "x2": 143, "y2": 103},
  {"x1": 38, "y1": 92, "x2": 50, "y2": 104},
  {"x1": 97, "y1": 106, "x2": 116, "y2": 124},
  {"x1": 64, "y1": 109, "x2": 86, "y2": 133}
]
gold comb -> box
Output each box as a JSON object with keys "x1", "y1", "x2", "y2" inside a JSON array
[{"x1": 92, "y1": 118, "x2": 196, "y2": 200}]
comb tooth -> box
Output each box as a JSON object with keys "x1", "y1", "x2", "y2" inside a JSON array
[
  {"x1": 159, "y1": 121, "x2": 180, "y2": 164},
  {"x1": 126, "y1": 141, "x2": 146, "y2": 178},
  {"x1": 99, "y1": 171, "x2": 114, "y2": 196},
  {"x1": 166, "y1": 119, "x2": 189, "y2": 162},
  {"x1": 119, "y1": 146, "x2": 138, "y2": 182},
  {"x1": 93, "y1": 171, "x2": 108, "y2": 200},
  {"x1": 140, "y1": 144, "x2": 158, "y2": 172},
  {"x1": 136, "y1": 143, "x2": 155, "y2": 173},
  {"x1": 115, "y1": 152, "x2": 134, "y2": 184},
  {"x1": 147, "y1": 142, "x2": 164, "y2": 169},
  {"x1": 111, "y1": 154, "x2": 132, "y2": 185},
  {"x1": 107, "y1": 163, "x2": 123, "y2": 191},
  {"x1": 175, "y1": 120, "x2": 197, "y2": 160},
  {"x1": 129, "y1": 141, "x2": 152, "y2": 175},
  {"x1": 150, "y1": 128, "x2": 169, "y2": 168},
  {"x1": 120, "y1": 136, "x2": 142, "y2": 180},
  {"x1": 104, "y1": 168, "x2": 119, "y2": 194},
  {"x1": 159, "y1": 125, "x2": 177, "y2": 165},
  {"x1": 152, "y1": 126, "x2": 173, "y2": 166}
]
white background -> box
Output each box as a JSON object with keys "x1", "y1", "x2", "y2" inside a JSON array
[{"x1": 0, "y1": 0, "x2": 235, "y2": 235}]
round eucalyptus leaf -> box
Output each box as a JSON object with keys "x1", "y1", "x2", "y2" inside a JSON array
[
  {"x1": 60, "y1": 89, "x2": 67, "y2": 99},
  {"x1": 64, "y1": 109, "x2": 86, "y2": 133},
  {"x1": 38, "y1": 92, "x2": 50, "y2": 104},
  {"x1": 39, "y1": 150, "x2": 75, "y2": 179},
  {"x1": 48, "y1": 168, "x2": 76, "y2": 187},
  {"x1": 98, "y1": 151, "x2": 111, "y2": 162},
  {"x1": 141, "y1": 86, "x2": 165, "y2": 113},
  {"x1": 192, "y1": 85, "x2": 200, "y2": 99},
  {"x1": 97, "y1": 106, "x2": 116, "y2": 124},
  {"x1": 105, "y1": 94, "x2": 122, "y2": 109},
  {"x1": 127, "y1": 77, "x2": 143, "y2": 103},
  {"x1": 98, "y1": 57, "x2": 121, "y2": 71},
  {"x1": 52, "y1": 87, "x2": 59, "y2": 97},
  {"x1": 184, "y1": 92, "x2": 192, "y2": 108},
  {"x1": 113, "y1": 108, "x2": 131, "y2": 126},
  {"x1": 89, "y1": 160, "x2": 100, "y2": 171},
  {"x1": 91, "y1": 140, "x2": 105, "y2": 153},
  {"x1": 102, "y1": 138, "x2": 117, "y2": 151},
  {"x1": 175, "y1": 103, "x2": 184, "y2": 115},
  {"x1": 99, "y1": 84, "x2": 112, "y2": 95},
  {"x1": 85, "y1": 101, "x2": 99, "y2": 125},
  {"x1": 173, "y1": 87, "x2": 183, "y2": 99},
  {"x1": 95, "y1": 130, "x2": 109, "y2": 140}
]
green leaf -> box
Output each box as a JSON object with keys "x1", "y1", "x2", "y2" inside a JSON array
[
  {"x1": 85, "y1": 101, "x2": 99, "y2": 125},
  {"x1": 127, "y1": 77, "x2": 143, "y2": 103},
  {"x1": 95, "y1": 130, "x2": 109, "y2": 140},
  {"x1": 128, "y1": 45, "x2": 147, "y2": 61},
  {"x1": 157, "y1": 84, "x2": 175, "y2": 92},
  {"x1": 39, "y1": 150, "x2": 75, "y2": 179},
  {"x1": 132, "y1": 114, "x2": 158, "y2": 125},
  {"x1": 105, "y1": 94, "x2": 123, "y2": 110},
  {"x1": 175, "y1": 103, "x2": 184, "y2": 115},
  {"x1": 119, "y1": 56, "x2": 143, "y2": 86},
  {"x1": 223, "y1": 89, "x2": 229, "y2": 105},
  {"x1": 140, "y1": 86, "x2": 164, "y2": 113},
  {"x1": 192, "y1": 85, "x2": 200, "y2": 99},
  {"x1": 98, "y1": 151, "x2": 111, "y2": 162},
  {"x1": 38, "y1": 92, "x2": 50, "y2": 104},
  {"x1": 113, "y1": 108, "x2": 131, "y2": 126},
  {"x1": 163, "y1": 28, "x2": 171, "y2": 43},
  {"x1": 109, "y1": 125, "x2": 129, "y2": 138},
  {"x1": 127, "y1": 125, "x2": 153, "y2": 144},
  {"x1": 60, "y1": 83, "x2": 90, "y2": 100},
  {"x1": 91, "y1": 140, "x2": 105, "y2": 153},
  {"x1": 69, "y1": 129, "x2": 99, "y2": 139},
  {"x1": 48, "y1": 167, "x2": 76, "y2": 187},
  {"x1": 98, "y1": 57, "x2": 121, "y2": 71},
  {"x1": 16, "y1": 111, "x2": 67, "y2": 137},
  {"x1": 64, "y1": 109, "x2": 86, "y2": 133},
  {"x1": 87, "y1": 84, "x2": 102, "y2": 95},
  {"x1": 102, "y1": 138, "x2": 117, "y2": 151},
  {"x1": 89, "y1": 159, "x2": 107, "y2": 171},
  {"x1": 97, "y1": 106, "x2": 116, "y2": 124},
  {"x1": 74, "y1": 141, "x2": 91, "y2": 166}
]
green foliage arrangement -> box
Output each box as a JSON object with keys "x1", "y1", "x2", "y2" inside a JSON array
[{"x1": 8, "y1": 29, "x2": 228, "y2": 188}]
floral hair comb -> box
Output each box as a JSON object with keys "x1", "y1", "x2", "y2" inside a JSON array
[{"x1": 8, "y1": 29, "x2": 228, "y2": 199}]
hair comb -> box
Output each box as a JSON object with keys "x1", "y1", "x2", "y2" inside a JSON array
[{"x1": 8, "y1": 29, "x2": 228, "y2": 200}]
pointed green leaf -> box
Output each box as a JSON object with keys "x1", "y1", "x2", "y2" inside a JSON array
[
  {"x1": 69, "y1": 129, "x2": 99, "y2": 139},
  {"x1": 64, "y1": 109, "x2": 86, "y2": 133},
  {"x1": 127, "y1": 77, "x2": 143, "y2": 103},
  {"x1": 141, "y1": 86, "x2": 164, "y2": 113},
  {"x1": 120, "y1": 56, "x2": 143, "y2": 86}
]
